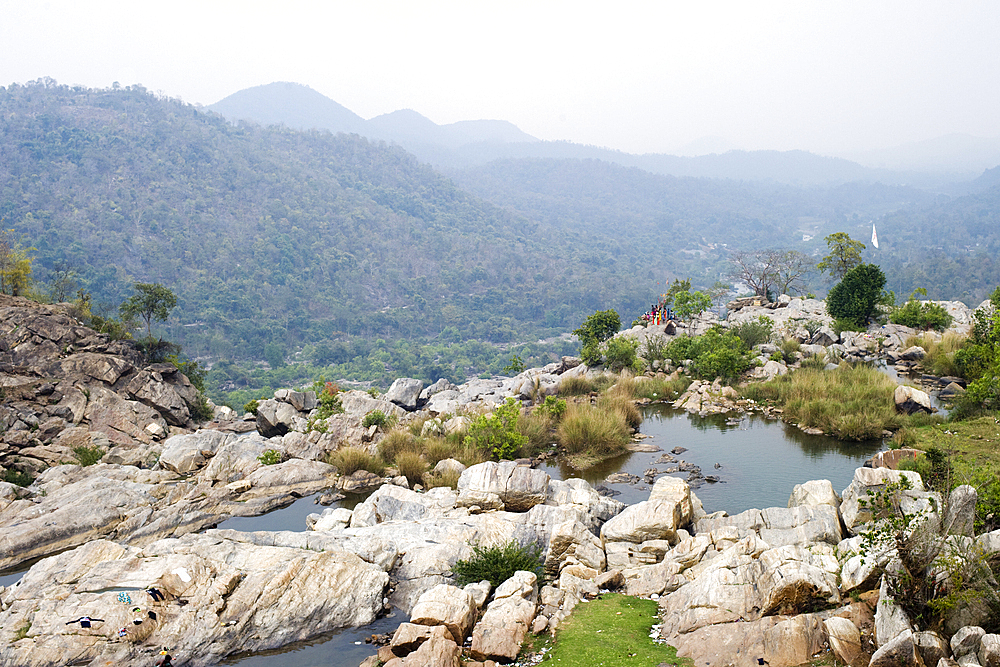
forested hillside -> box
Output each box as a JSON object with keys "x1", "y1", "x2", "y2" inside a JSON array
[
  {"x1": 3, "y1": 80, "x2": 999, "y2": 402},
  {"x1": 0, "y1": 81, "x2": 652, "y2": 368}
]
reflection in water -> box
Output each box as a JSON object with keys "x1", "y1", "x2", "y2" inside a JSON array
[{"x1": 544, "y1": 404, "x2": 882, "y2": 513}]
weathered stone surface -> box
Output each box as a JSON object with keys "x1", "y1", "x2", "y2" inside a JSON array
[
  {"x1": 945, "y1": 485, "x2": 978, "y2": 536},
  {"x1": 982, "y1": 635, "x2": 1000, "y2": 667},
  {"x1": 458, "y1": 461, "x2": 550, "y2": 512},
  {"x1": 397, "y1": 632, "x2": 461, "y2": 667},
  {"x1": 0, "y1": 533, "x2": 388, "y2": 667},
  {"x1": 339, "y1": 390, "x2": 407, "y2": 422},
  {"x1": 667, "y1": 612, "x2": 827, "y2": 667},
  {"x1": 875, "y1": 575, "x2": 913, "y2": 647},
  {"x1": 695, "y1": 504, "x2": 842, "y2": 547},
  {"x1": 600, "y1": 499, "x2": 681, "y2": 544},
  {"x1": 869, "y1": 630, "x2": 922, "y2": 667},
  {"x1": 895, "y1": 384, "x2": 934, "y2": 414},
  {"x1": 648, "y1": 475, "x2": 693, "y2": 525},
  {"x1": 840, "y1": 467, "x2": 926, "y2": 533},
  {"x1": 409, "y1": 584, "x2": 477, "y2": 644},
  {"x1": 953, "y1": 627, "x2": 987, "y2": 657},
  {"x1": 788, "y1": 479, "x2": 840, "y2": 509},
  {"x1": 824, "y1": 616, "x2": 864, "y2": 666},
  {"x1": 385, "y1": 378, "x2": 424, "y2": 410},
  {"x1": 470, "y1": 571, "x2": 538, "y2": 662},
  {"x1": 914, "y1": 631, "x2": 951, "y2": 667},
  {"x1": 158, "y1": 429, "x2": 234, "y2": 473}
]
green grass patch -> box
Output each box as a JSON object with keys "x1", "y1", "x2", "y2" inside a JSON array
[
  {"x1": 73, "y1": 445, "x2": 105, "y2": 466},
  {"x1": 546, "y1": 594, "x2": 689, "y2": 666},
  {"x1": 632, "y1": 375, "x2": 691, "y2": 401},
  {"x1": 741, "y1": 363, "x2": 911, "y2": 440},
  {"x1": 557, "y1": 401, "x2": 631, "y2": 466}
]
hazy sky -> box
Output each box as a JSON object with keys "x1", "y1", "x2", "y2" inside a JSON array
[{"x1": 3, "y1": 0, "x2": 999, "y2": 155}]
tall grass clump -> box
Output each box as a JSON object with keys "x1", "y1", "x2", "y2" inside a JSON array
[
  {"x1": 742, "y1": 364, "x2": 904, "y2": 440},
  {"x1": 558, "y1": 375, "x2": 597, "y2": 396},
  {"x1": 557, "y1": 402, "x2": 630, "y2": 462},
  {"x1": 422, "y1": 467, "x2": 462, "y2": 490},
  {"x1": 394, "y1": 450, "x2": 427, "y2": 486},
  {"x1": 377, "y1": 428, "x2": 421, "y2": 462},
  {"x1": 597, "y1": 393, "x2": 642, "y2": 430},
  {"x1": 326, "y1": 446, "x2": 385, "y2": 476},
  {"x1": 632, "y1": 375, "x2": 691, "y2": 401},
  {"x1": 517, "y1": 410, "x2": 555, "y2": 455},
  {"x1": 906, "y1": 332, "x2": 965, "y2": 378}
]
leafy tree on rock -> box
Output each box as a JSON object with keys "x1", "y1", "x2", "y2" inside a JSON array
[
  {"x1": 826, "y1": 263, "x2": 886, "y2": 327},
  {"x1": 573, "y1": 309, "x2": 621, "y2": 367},
  {"x1": 0, "y1": 229, "x2": 34, "y2": 296},
  {"x1": 674, "y1": 290, "x2": 712, "y2": 327},
  {"x1": 120, "y1": 283, "x2": 177, "y2": 340},
  {"x1": 817, "y1": 232, "x2": 865, "y2": 281}
]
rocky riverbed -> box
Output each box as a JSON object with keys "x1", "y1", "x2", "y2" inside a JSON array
[{"x1": 2, "y1": 293, "x2": 999, "y2": 666}]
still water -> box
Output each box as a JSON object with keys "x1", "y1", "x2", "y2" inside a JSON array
[{"x1": 217, "y1": 405, "x2": 882, "y2": 666}]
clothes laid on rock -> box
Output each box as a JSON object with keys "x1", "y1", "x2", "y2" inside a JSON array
[{"x1": 66, "y1": 616, "x2": 104, "y2": 628}]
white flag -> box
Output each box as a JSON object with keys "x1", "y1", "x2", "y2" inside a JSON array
[{"x1": 871, "y1": 223, "x2": 879, "y2": 249}]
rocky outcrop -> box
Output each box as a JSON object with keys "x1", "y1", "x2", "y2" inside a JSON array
[{"x1": 0, "y1": 533, "x2": 388, "y2": 667}]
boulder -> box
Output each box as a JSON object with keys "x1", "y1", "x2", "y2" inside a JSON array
[
  {"x1": 869, "y1": 630, "x2": 922, "y2": 667},
  {"x1": 945, "y1": 485, "x2": 978, "y2": 536},
  {"x1": 159, "y1": 430, "x2": 234, "y2": 474},
  {"x1": 470, "y1": 571, "x2": 538, "y2": 662},
  {"x1": 895, "y1": 385, "x2": 934, "y2": 415},
  {"x1": 840, "y1": 467, "x2": 926, "y2": 534},
  {"x1": 982, "y1": 635, "x2": 1000, "y2": 667},
  {"x1": 824, "y1": 616, "x2": 864, "y2": 666},
  {"x1": 408, "y1": 584, "x2": 477, "y2": 644},
  {"x1": 385, "y1": 378, "x2": 424, "y2": 410},
  {"x1": 0, "y1": 533, "x2": 389, "y2": 667},
  {"x1": 900, "y1": 346, "x2": 927, "y2": 361},
  {"x1": 695, "y1": 505, "x2": 842, "y2": 547},
  {"x1": 648, "y1": 475, "x2": 693, "y2": 526},
  {"x1": 458, "y1": 461, "x2": 550, "y2": 512},
  {"x1": 788, "y1": 479, "x2": 841, "y2": 509},
  {"x1": 875, "y1": 575, "x2": 913, "y2": 647},
  {"x1": 952, "y1": 627, "x2": 987, "y2": 658},
  {"x1": 914, "y1": 631, "x2": 951, "y2": 667},
  {"x1": 600, "y1": 499, "x2": 681, "y2": 544},
  {"x1": 255, "y1": 398, "x2": 300, "y2": 437}
]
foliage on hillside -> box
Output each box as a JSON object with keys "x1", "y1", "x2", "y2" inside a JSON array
[{"x1": 0, "y1": 80, "x2": 634, "y2": 374}]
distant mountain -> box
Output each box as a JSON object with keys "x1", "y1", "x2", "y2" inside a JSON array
[
  {"x1": 839, "y1": 134, "x2": 1000, "y2": 176},
  {"x1": 209, "y1": 82, "x2": 954, "y2": 188},
  {"x1": 208, "y1": 82, "x2": 366, "y2": 135}
]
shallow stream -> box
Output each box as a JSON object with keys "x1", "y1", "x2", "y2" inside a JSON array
[{"x1": 213, "y1": 404, "x2": 882, "y2": 666}]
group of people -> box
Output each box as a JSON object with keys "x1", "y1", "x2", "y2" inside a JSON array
[
  {"x1": 638, "y1": 301, "x2": 676, "y2": 326},
  {"x1": 64, "y1": 587, "x2": 173, "y2": 665}
]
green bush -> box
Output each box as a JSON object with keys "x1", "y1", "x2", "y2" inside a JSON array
[
  {"x1": 257, "y1": 449, "x2": 284, "y2": 465},
  {"x1": 603, "y1": 336, "x2": 639, "y2": 372},
  {"x1": 362, "y1": 410, "x2": 389, "y2": 429},
  {"x1": 826, "y1": 263, "x2": 887, "y2": 328},
  {"x1": 452, "y1": 539, "x2": 544, "y2": 589},
  {"x1": 730, "y1": 316, "x2": 774, "y2": 349},
  {"x1": 243, "y1": 399, "x2": 260, "y2": 416},
  {"x1": 190, "y1": 394, "x2": 214, "y2": 422},
  {"x1": 312, "y1": 380, "x2": 344, "y2": 419},
  {"x1": 464, "y1": 398, "x2": 527, "y2": 460},
  {"x1": 665, "y1": 326, "x2": 754, "y2": 381},
  {"x1": 573, "y1": 309, "x2": 621, "y2": 347},
  {"x1": 3, "y1": 468, "x2": 34, "y2": 487},
  {"x1": 534, "y1": 395, "x2": 567, "y2": 419},
  {"x1": 891, "y1": 298, "x2": 954, "y2": 331},
  {"x1": 73, "y1": 445, "x2": 104, "y2": 466}
]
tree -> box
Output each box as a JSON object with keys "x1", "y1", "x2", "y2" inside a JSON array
[
  {"x1": 772, "y1": 250, "x2": 814, "y2": 296},
  {"x1": 573, "y1": 309, "x2": 621, "y2": 367},
  {"x1": 826, "y1": 263, "x2": 886, "y2": 327},
  {"x1": 661, "y1": 279, "x2": 691, "y2": 307},
  {"x1": 0, "y1": 229, "x2": 34, "y2": 296},
  {"x1": 817, "y1": 232, "x2": 865, "y2": 281},
  {"x1": 120, "y1": 283, "x2": 177, "y2": 340},
  {"x1": 727, "y1": 249, "x2": 783, "y2": 299},
  {"x1": 708, "y1": 281, "x2": 733, "y2": 316},
  {"x1": 673, "y1": 290, "x2": 712, "y2": 327}
]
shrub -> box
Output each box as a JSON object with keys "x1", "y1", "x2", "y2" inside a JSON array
[
  {"x1": 780, "y1": 338, "x2": 801, "y2": 363},
  {"x1": 832, "y1": 317, "x2": 863, "y2": 335},
  {"x1": 826, "y1": 263, "x2": 887, "y2": 328},
  {"x1": 603, "y1": 336, "x2": 640, "y2": 372},
  {"x1": 892, "y1": 298, "x2": 954, "y2": 331},
  {"x1": 905, "y1": 332, "x2": 963, "y2": 377},
  {"x1": 664, "y1": 327, "x2": 754, "y2": 381},
  {"x1": 534, "y1": 395, "x2": 567, "y2": 419},
  {"x1": 3, "y1": 468, "x2": 34, "y2": 487},
  {"x1": 730, "y1": 316, "x2": 774, "y2": 349},
  {"x1": 639, "y1": 336, "x2": 668, "y2": 365},
  {"x1": 395, "y1": 451, "x2": 427, "y2": 485},
  {"x1": 243, "y1": 399, "x2": 261, "y2": 416},
  {"x1": 573, "y1": 309, "x2": 621, "y2": 347},
  {"x1": 326, "y1": 446, "x2": 385, "y2": 476},
  {"x1": 312, "y1": 380, "x2": 344, "y2": 419},
  {"x1": 800, "y1": 354, "x2": 827, "y2": 370},
  {"x1": 362, "y1": 410, "x2": 389, "y2": 429},
  {"x1": 257, "y1": 449, "x2": 284, "y2": 465},
  {"x1": 557, "y1": 401, "x2": 630, "y2": 457},
  {"x1": 190, "y1": 395, "x2": 214, "y2": 423},
  {"x1": 452, "y1": 539, "x2": 544, "y2": 589},
  {"x1": 464, "y1": 398, "x2": 527, "y2": 461},
  {"x1": 73, "y1": 445, "x2": 104, "y2": 466}
]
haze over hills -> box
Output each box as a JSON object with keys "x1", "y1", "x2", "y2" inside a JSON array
[{"x1": 207, "y1": 82, "x2": 994, "y2": 188}]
